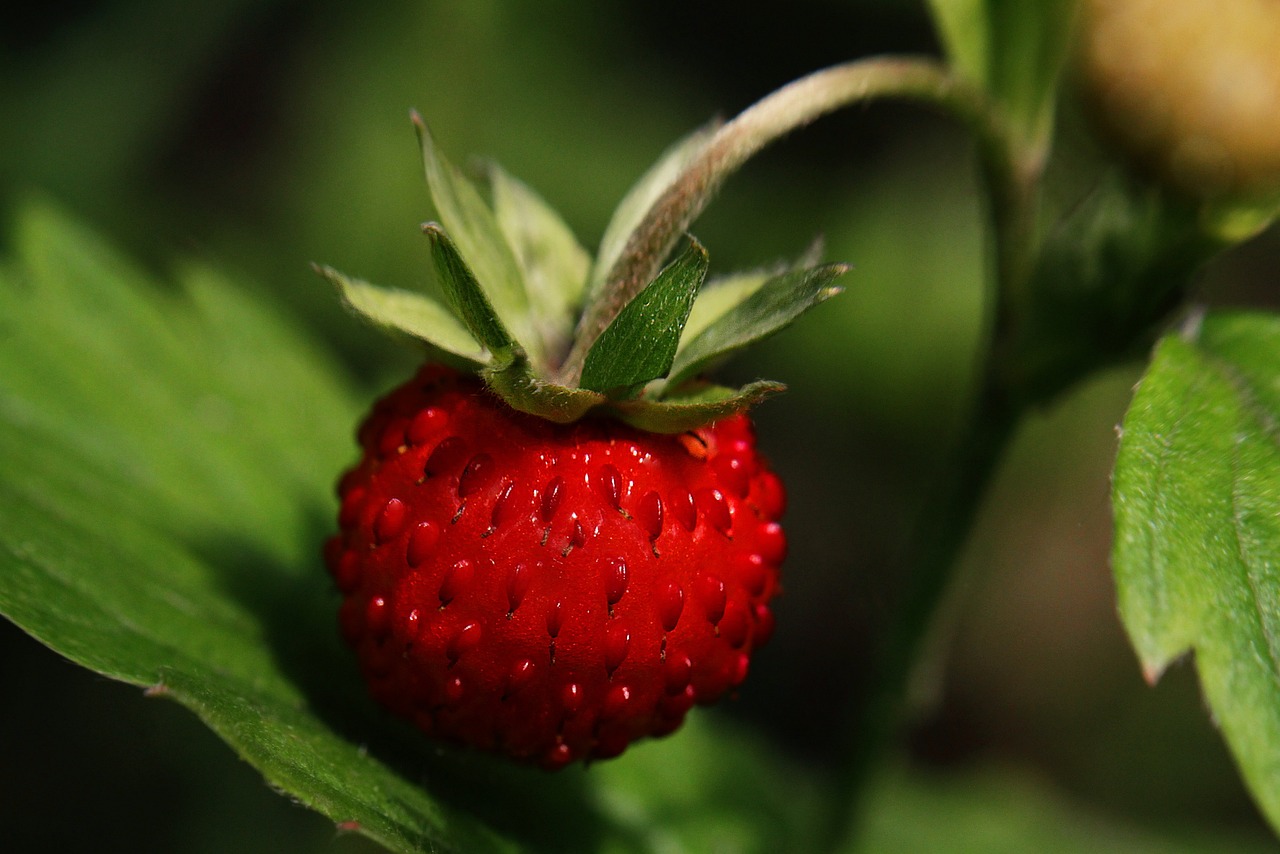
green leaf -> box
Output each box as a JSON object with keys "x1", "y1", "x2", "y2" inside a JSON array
[
  {"x1": 610, "y1": 381, "x2": 785, "y2": 434},
  {"x1": 579, "y1": 237, "x2": 708, "y2": 395},
  {"x1": 586, "y1": 120, "x2": 719, "y2": 308},
  {"x1": 488, "y1": 162, "x2": 590, "y2": 356},
  {"x1": 1113, "y1": 310, "x2": 1280, "y2": 834},
  {"x1": 317, "y1": 264, "x2": 487, "y2": 368},
  {"x1": 0, "y1": 203, "x2": 512, "y2": 853},
  {"x1": 423, "y1": 222, "x2": 520, "y2": 361},
  {"x1": 668, "y1": 263, "x2": 848, "y2": 385},
  {"x1": 413, "y1": 115, "x2": 540, "y2": 363},
  {"x1": 926, "y1": 0, "x2": 1079, "y2": 147}
]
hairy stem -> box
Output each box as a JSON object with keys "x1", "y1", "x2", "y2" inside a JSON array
[{"x1": 560, "y1": 56, "x2": 1010, "y2": 384}]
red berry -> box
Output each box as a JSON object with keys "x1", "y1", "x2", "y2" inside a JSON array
[{"x1": 326, "y1": 364, "x2": 785, "y2": 767}]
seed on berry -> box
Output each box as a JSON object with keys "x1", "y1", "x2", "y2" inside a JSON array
[
  {"x1": 378, "y1": 417, "x2": 409, "y2": 455},
  {"x1": 546, "y1": 600, "x2": 564, "y2": 638},
  {"x1": 720, "y1": 598, "x2": 750, "y2": 648},
  {"x1": 374, "y1": 498, "x2": 408, "y2": 543},
  {"x1": 699, "y1": 575, "x2": 727, "y2": 624},
  {"x1": 759, "y1": 521, "x2": 787, "y2": 564},
  {"x1": 635, "y1": 490, "x2": 663, "y2": 540},
  {"x1": 338, "y1": 485, "x2": 366, "y2": 529},
  {"x1": 407, "y1": 406, "x2": 448, "y2": 444},
  {"x1": 672, "y1": 489, "x2": 697, "y2": 531},
  {"x1": 365, "y1": 595, "x2": 390, "y2": 638},
  {"x1": 406, "y1": 520, "x2": 440, "y2": 568},
  {"x1": 444, "y1": 674, "x2": 465, "y2": 704},
  {"x1": 602, "y1": 683, "x2": 632, "y2": 718},
  {"x1": 506, "y1": 562, "x2": 532, "y2": 614},
  {"x1": 593, "y1": 464, "x2": 623, "y2": 509},
  {"x1": 605, "y1": 558, "x2": 629, "y2": 608},
  {"x1": 753, "y1": 470, "x2": 786, "y2": 518},
  {"x1": 333, "y1": 549, "x2": 362, "y2": 594},
  {"x1": 737, "y1": 552, "x2": 768, "y2": 597},
  {"x1": 658, "y1": 581, "x2": 684, "y2": 632},
  {"x1": 664, "y1": 651, "x2": 693, "y2": 693},
  {"x1": 505, "y1": 659, "x2": 537, "y2": 696},
  {"x1": 697, "y1": 487, "x2": 732, "y2": 535},
  {"x1": 561, "y1": 682, "x2": 584, "y2": 714},
  {"x1": 447, "y1": 622, "x2": 482, "y2": 662},
  {"x1": 604, "y1": 622, "x2": 630, "y2": 674},
  {"x1": 438, "y1": 559, "x2": 474, "y2": 606},
  {"x1": 425, "y1": 436, "x2": 467, "y2": 478},
  {"x1": 713, "y1": 455, "x2": 752, "y2": 498},
  {"x1": 458, "y1": 453, "x2": 497, "y2": 497},
  {"x1": 540, "y1": 476, "x2": 565, "y2": 522}
]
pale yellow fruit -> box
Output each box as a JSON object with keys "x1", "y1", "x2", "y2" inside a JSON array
[{"x1": 1079, "y1": 0, "x2": 1280, "y2": 199}]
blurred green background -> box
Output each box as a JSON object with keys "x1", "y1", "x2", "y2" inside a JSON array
[{"x1": 3, "y1": 0, "x2": 1279, "y2": 851}]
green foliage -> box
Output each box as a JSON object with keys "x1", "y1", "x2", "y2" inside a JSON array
[{"x1": 1113, "y1": 312, "x2": 1280, "y2": 833}]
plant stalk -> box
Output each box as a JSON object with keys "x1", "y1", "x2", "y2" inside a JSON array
[{"x1": 559, "y1": 56, "x2": 1007, "y2": 384}]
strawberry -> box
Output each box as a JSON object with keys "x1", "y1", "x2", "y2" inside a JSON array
[
  {"x1": 320, "y1": 113, "x2": 845, "y2": 766},
  {"x1": 326, "y1": 365, "x2": 786, "y2": 767}
]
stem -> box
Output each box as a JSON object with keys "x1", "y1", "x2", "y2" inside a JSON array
[
  {"x1": 828, "y1": 77, "x2": 1050, "y2": 854},
  {"x1": 560, "y1": 56, "x2": 1008, "y2": 384}
]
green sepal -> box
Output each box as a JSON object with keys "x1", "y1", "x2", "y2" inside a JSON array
[
  {"x1": 487, "y1": 161, "x2": 590, "y2": 358},
  {"x1": 608, "y1": 379, "x2": 786, "y2": 433},
  {"x1": 682, "y1": 270, "x2": 773, "y2": 345},
  {"x1": 669, "y1": 262, "x2": 849, "y2": 385},
  {"x1": 413, "y1": 113, "x2": 541, "y2": 363},
  {"x1": 316, "y1": 264, "x2": 488, "y2": 369},
  {"x1": 484, "y1": 354, "x2": 608, "y2": 424},
  {"x1": 580, "y1": 237, "x2": 708, "y2": 396},
  {"x1": 423, "y1": 222, "x2": 520, "y2": 361}
]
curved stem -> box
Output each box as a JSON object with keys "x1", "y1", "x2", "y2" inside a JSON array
[{"x1": 560, "y1": 55, "x2": 1014, "y2": 384}]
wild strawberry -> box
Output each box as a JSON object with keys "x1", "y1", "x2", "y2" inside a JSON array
[
  {"x1": 320, "y1": 113, "x2": 844, "y2": 765},
  {"x1": 326, "y1": 365, "x2": 787, "y2": 767}
]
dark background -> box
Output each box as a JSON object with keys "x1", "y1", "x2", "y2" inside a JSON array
[{"x1": 2, "y1": 1, "x2": 1278, "y2": 850}]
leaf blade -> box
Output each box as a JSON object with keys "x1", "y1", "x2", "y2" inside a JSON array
[
  {"x1": 413, "y1": 115, "x2": 539, "y2": 363},
  {"x1": 609, "y1": 380, "x2": 785, "y2": 434},
  {"x1": 579, "y1": 237, "x2": 708, "y2": 395},
  {"x1": 668, "y1": 262, "x2": 848, "y2": 385},
  {"x1": 318, "y1": 265, "x2": 488, "y2": 368},
  {"x1": 1113, "y1": 311, "x2": 1280, "y2": 833},
  {"x1": 423, "y1": 222, "x2": 519, "y2": 361},
  {"x1": 488, "y1": 161, "x2": 590, "y2": 356}
]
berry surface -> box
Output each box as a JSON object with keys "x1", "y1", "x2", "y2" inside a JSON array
[{"x1": 326, "y1": 365, "x2": 786, "y2": 767}]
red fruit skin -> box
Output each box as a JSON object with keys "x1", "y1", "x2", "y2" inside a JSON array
[{"x1": 326, "y1": 365, "x2": 786, "y2": 768}]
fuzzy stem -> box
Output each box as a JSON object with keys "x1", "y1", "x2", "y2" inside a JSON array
[{"x1": 560, "y1": 56, "x2": 1008, "y2": 384}]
